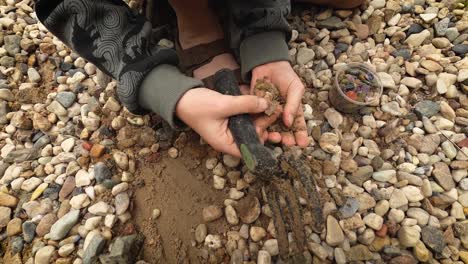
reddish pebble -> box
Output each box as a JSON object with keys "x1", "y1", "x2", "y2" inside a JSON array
[
  {"x1": 458, "y1": 138, "x2": 468, "y2": 148},
  {"x1": 82, "y1": 142, "x2": 93, "y2": 151},
  {"x1": 120, "y1": 223, "x2": 136, "y2": 235},
  {"x1": 375, "y1": 223, "x2": 388, "y2": 237},
  {"x1": 386, "y1": 221, "x2": 400, "y2": 237},
  {"x1": 90, "y1": 144, "x2": 106, "y2": 158}
]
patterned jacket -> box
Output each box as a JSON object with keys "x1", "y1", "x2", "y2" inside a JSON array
[{"x1": 35, "y1": 0, "x2": 291, "y2": 126}]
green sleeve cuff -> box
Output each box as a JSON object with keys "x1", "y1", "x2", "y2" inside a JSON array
[
  {"x1": 239, "y1": 31, "x2": 291, "y2": 82},
  {"x1": 139, "y1": 64, "x2": 203, "y2": 127}
]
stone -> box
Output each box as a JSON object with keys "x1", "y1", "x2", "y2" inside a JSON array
[
  {"x1": 49, "y1": 210, "x2": 80, "y2": 240},
  {"x1": 296, "y1": 47, "x2": 315, "y2": 65},
  {"x1": 36, "y1": 214, "x2": 57, "y2": 237},
  {"x1": 0, "y1": 206, "x2": 11, "y2": 228},
  {"x1": 195, "y1": 224, "x2": 207, "y2": 243},
  {"x1": 407, "y1": 208, "x2": 430, "y2": 225},
  {"x1": 441, "y1": 141, "x2": 457, "y2": 160},
  {"x1": 324, "y1": 108, "x2": 343, "y2": 128},
  {"x1": 115, "y1": 192, "x2": 130, "y2": 215},
  {"x1": 58, "y1": 244, "x2": 75, "y2": 257},
  {"x1": 202, "y1": 205, "x2": 222, "y2": 222},
  {"x1": 4, "y1": 35, "x2": 21, "y2": 56},
  {"x1": 398, "y1": 226, "x2": 420, "y2": 247},
  {"x1": 420, "y1": 13, "x2": 437, "y2": 22},
  {"x1": 432, "y1": 37, "x2": 451, "y2": 49},
  {"x1": 83, "y1": 233, "x2": 106, "y2": 264},
  {"x1": 432, "y1": 162, "x2": 455, "y2": 191},
  {"x1": 35, "y1": 246, "x2": 55, "y2": 264},
  {"x1": 113, "y1": 151, "x2": 129, "y2": 170},
  {"x1": 373, "y1": 170, "x2": 396, "y2": 182},
  {"x1": 23, "y1": 221, "x2": 36, "y2": 243},
  {"x1": 225, "y1": 205, "x2": 238, "y2": 225},
  {"x1": 94, "y1": 162, "x2": 112, "y2": 183},
  {"x1": 402, "y1": 185, "x2": 424, "y2": 202},
  {"x1": 345, "y1": 245, "x2": 373, "y2": 262},
  {"x1": 405, "y1": 29, "x2": 430, "y2": 47},
  {"x1": 326, "y1": 215, "x2": 344, "y2": 246},
  {"x1": 250, "y1": 226, "x2": 266, "y2": 242},
  {"x1": 421, "y1": 226, "x2": 446, "y2": 253},
  {"x1": 390, "y1": 189, "x2": 408, "y2": 208},
  {"x1": 0, "y1": 192, "x2": 18, "y2": 207},
  {"x1": 435, "y1": 17, "x2": 449, "y2": 36},
  {"x1": 55, "y1": 92, "x2": 76, "y2": 108},
  {"x1": 350, "y1": 166, "x2": 373, "y2": 186},
  {"x1": 338, "y1": 197, "x2": 360, "y2": 219},
  {"x1": 88, "y1": 202, "x2": 110, "y2": 216},
  {"x1": 414, "y1": 241, "x2": 430, "y2": 262},
  {"x1": 370, "y1": 0, "x2": 385, "y2": 8},
  {"x1": 223, "y1": 154, "x2": 240, "y2": 168},
  {"x1": 414, "y1": 101, "x2": 440, "y2": 118},
  {"x1": 319, "y1": 133, "x2": 340, "y2": 153},
  {"x1": 401, "y1": 77, "x2": 422, "y2": 89},
  {"x1": 317, "y1": 16, "x2": 345, "y2": 30},
  {"x1": 363, "y1": 213, "x2": 384, "y2": 230},
  {"x1": 377, "y1": 72, "x2": 396, "y2": 89},
  {"x1": 263, "y1": 239, "x2": 279, "y2": 256},
  {"x1": 7, "y1": 218, "x2": 22, "y2": 236},
  {"x1": 257, "y1": 250, "x2": 271, "y2": 264},
  {"x1": 27, "y1": 68, "x2": 41, "y2": 83},
  {"x1": 75, "y1": 169, "x2": 91, "y2": 187},
  {"x1": 453, "y1": 44, "x2": 468, "y2": 56}
]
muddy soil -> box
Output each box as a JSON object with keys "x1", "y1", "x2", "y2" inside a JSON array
[{"x1": 132, "y1": 133, "x2": 228, "y2": 264}]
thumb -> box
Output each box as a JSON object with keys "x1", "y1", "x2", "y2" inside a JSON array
[{"x1": 221, "y1": 95, "x2": 269, "y2": 116}]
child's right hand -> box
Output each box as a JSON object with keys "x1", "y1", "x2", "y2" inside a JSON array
[{"x1": 175, "y1": 87, "x2": 270, "y2": 157}]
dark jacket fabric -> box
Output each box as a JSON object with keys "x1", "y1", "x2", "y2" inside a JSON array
[{"x1": 35, "y1": 0, "x2": 291, "y2": 126}]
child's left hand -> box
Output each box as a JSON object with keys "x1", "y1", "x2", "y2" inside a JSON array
[{"x1": 251, "y1": 61, "x2": 309, "y2": 147}]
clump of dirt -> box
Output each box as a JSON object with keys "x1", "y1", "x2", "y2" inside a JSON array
[
  {"x1": 253, "y1": 78, "x2": 306, "y2": 133},
  {"x1": 254, "y1": 77, "x2": 282, "y2": 116}
]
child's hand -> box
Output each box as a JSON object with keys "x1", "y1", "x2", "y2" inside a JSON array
[
  {"x1": 251, "y1": 61, "x2": 309, "y2": 147},
  {"x1": 176, "y1": 88, "x2": 269, "y2": 157}
]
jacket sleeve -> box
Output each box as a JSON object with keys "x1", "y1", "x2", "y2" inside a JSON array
[
  {"x1": 35, "y1": 0, "x2": 202, "y2": 126},
  {"x1": 227, "y1": 0, "x2": 292, "y2": 81}
]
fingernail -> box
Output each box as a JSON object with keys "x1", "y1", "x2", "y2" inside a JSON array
[{"x1": 259, "y1": 98, "x2": 269, "y2": 110}]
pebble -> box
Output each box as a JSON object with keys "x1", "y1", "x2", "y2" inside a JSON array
[
  {"x1": 202, "y1": 205, "x2": 223, "y2": 222},
  {"x1": 250, "y1": 226, "x2": 266, "y2": 242},
  {"x1": 324, "y1": 108, "x2": 343, "y2": 128},
  {"x1": 363, "y1": 213, "x2": 383, "y2": 230},
  {"x1": 195, "y1": 224, "x2": 207, "y2": 243},
  {"x1": 88, "y1": 202, "x2": 110, "y2": 216},
  {"x1": 326, "y1": 215, "x2": 344, "y2": 246},
  {"x1": 35, "y1": 246, "x2": 55, "y2": 264},
  {"x1": 398, "y1": 226, "x2": 420, "y2": 247}
]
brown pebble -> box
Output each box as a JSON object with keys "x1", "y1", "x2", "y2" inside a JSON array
[
  {"x1": 355, "y1": 24, "x2": 370, "y2": 39},
  {"x1": 59, "y1": 176, "x2": 75, "y2": 201},
  {"x1": 389, "y1": 255, "x2": 417, "y2": 264},
  {"x1": 6, "y1": 218, "x2": 22, "y2": 236},
  {"x1": 57, "y1": 200, "x2": 71, "y2": 218},
  {"x1": 202, "y1": 205, "x2": 223, "y2": 222},
  {"x1": 36, "y1": 213, "x2": 57, "y2": 237},
  {"x1": 386, "y1": 221, "x2": 400, "y2": 237},
  {"x1": 376, "y1": 224, "x2": 388, "y2": 237},
  {"x1": 90, "y1": 144, "x2": 106, "y2": 158}
]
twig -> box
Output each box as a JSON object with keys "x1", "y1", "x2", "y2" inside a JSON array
[{"x1": 436, "y1": 127, "x2": 468, "y2": 158}]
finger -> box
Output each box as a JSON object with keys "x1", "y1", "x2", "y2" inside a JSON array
[
  {"x1": 221, "y1": 95, "x2": 269, "y2": 116},
  {"x1": 254, "y1": 106, "x2": 281, "y2": 130},
  {"x1": 215, "y1": 130, "x2": 242, "y2": 157},
  {"x1": 283, "y1": 78, "x2": 305, "y2": 127},
  {"x1": 262, "y1": 131, "x2": 269, "y2": 143},
  {"x1": 268, "y1": 132, "x2": 282, "y2": 143},
  {"x1": 292, "y1": 108, "x2": 309, "y2": 147},
  {"x1": 240, "y1": 84, "x2": 250, "y2": 95},
  {"x1": 281, "y1": 132, "x2": 296, "y2": 147}
]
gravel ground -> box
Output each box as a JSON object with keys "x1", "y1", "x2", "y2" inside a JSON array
[{"x1": 0, "y1": 0, "x2": 467, "y2": 263}]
